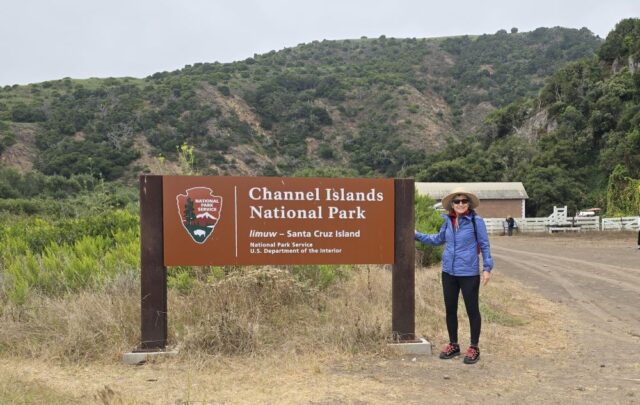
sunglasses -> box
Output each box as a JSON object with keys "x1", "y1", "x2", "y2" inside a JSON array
[{"x1": 452, "y1": 199, "x2": 469, "y2": 205}]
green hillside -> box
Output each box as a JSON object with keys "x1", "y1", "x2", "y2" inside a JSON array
[
  {"x1": 411, "y1": 18, "x2": 640, "y2": 216},
  {"x1": 2, "y1": 22, "x2": 634, "y2": 216}
]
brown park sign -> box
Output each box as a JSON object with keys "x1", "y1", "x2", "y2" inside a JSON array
[{"x1": 162, "y1": 176, "x2": 395, "y2": 266}]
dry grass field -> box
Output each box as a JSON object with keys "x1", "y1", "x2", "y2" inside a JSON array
[{"x1": 1, "y1": 232, "x2": 638, "y2": 404}]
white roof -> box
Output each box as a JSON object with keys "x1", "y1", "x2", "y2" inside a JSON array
[{"x1": 415, "y1": 182, "x2": 528, "y2": 200}]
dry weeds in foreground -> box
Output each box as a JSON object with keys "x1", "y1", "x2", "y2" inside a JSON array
[{"x1": 0, "y1": 265, "x2": 569, "y2": 403}]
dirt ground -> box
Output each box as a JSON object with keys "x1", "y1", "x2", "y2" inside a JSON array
[
  {"x1": 487, "y1": 231, "x2": 640, "y2": 404},
  {"x1": 1, "y1": 232, "x2": 639, "y2": 404}
]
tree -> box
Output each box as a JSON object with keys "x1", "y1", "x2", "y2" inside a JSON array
[
  {"x1": 184, "y1": 198, "x2": 196, "y2": 226},
  {"x1": 606, "y1": 164, "x2": 640, "y2": 216},
  {"x1": 522, "y1": 165, "x2": 585, "y2": 216},
  {"x1": 10, "y1": 102, "x2": 46, "y2": 122},
  {"x1": 598, "y1": 18, "x2": 640, "y2": 63}
]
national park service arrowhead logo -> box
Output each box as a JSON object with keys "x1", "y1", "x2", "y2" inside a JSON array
[{"x1": 176, "y1": 187, "x2": 223, "y2": 244}]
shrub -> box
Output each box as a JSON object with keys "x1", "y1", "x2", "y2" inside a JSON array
[
  {"x1": 414, "y1": 192, "x2": 444, "y2": 267},
  {"x1": 288, "y1": 264, "x2": 351, "y2": 290},
  {"x1": 0, "y1": 210, "x2": 140, "y2": 304}
]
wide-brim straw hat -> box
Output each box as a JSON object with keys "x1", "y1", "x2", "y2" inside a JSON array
[{"x1": 441, "y1": 187, "x2": 480, "y2": 210}]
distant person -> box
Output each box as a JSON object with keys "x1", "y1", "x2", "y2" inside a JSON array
[
  {"x1": 506, "y1": 216, "x2": 516, "y2": 236},
  {"x1": 415, "y1": 187, "x2": 494, "y2": 364},
  {"x1": 637, "y1": 229, "x2": 639, "y2": 250}
]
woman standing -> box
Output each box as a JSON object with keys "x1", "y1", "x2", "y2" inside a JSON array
[{"x1": 415, "y1": 187, "x2": 494, "y2": 364}]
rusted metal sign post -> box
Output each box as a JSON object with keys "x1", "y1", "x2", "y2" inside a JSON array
[{"x1": 136, "y1": 175, "x2": 415, "y2": 351}]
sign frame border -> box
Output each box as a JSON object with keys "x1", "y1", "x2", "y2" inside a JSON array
[{"x1": 136, "y1": 175, "x2": 415, "y2": 351}]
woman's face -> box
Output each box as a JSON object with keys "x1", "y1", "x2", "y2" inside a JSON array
[{"x1": 451, "y1": 194, "x2": 470, "y2": 215}]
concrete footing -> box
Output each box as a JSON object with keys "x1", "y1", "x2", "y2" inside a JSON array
[
  {"x1": 122, "y1": 350, "x2": 178, "y2": 365},
  {"x1": 387, "y1": 337, "x2": 432, "y2": 356}
]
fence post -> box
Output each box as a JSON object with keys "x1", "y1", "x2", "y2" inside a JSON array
[
  {"x1": 392, "y1": 179, "x2": 415, "y2": 341},
  {"x1": 138, "y1": 175, "x2": 167, "y2": 351}
]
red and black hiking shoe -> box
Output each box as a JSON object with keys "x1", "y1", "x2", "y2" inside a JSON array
[
  {"x1": 439, "y1": 343, "x2": 460, "y2": 359},
  {"x1": 463, "y1": 346, "x2": 480, "y2": 364}
]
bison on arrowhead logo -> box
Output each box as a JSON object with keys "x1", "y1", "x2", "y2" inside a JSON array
[{"x1": 176, "y1": 187, "x2": 223, "y2": 244}]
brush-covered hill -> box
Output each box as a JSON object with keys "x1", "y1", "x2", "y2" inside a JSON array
[
  {"x1": 0, "y1": 27, "x2": 600, "y2": 182},
  {"x1": 409, "y1": 19, "x2": 640, "y2": 216}
]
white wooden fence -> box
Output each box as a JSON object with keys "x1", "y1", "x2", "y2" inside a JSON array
[
  {"x1": 601, "y1": 217, "x2": 640, "y2": 231},
  {"x1": 484, "y1": 216, "x2": 640, "y2": 234}
]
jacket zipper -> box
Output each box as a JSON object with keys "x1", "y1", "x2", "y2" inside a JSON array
[{"x1": 451, "y1": 216, "x2": 456, "y2": 275}]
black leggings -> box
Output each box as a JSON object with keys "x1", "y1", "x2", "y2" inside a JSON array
[{"x1": 442, "y1": 272, "x2": 481, "y2": 346}]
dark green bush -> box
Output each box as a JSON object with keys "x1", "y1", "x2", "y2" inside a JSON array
[{"x1": 414, "y1": 193, "x2": 444, "y2": 267}]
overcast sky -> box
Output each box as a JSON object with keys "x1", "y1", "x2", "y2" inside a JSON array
[{"x1": 1, "y1": 0, "x2": 638, "y2": 86}]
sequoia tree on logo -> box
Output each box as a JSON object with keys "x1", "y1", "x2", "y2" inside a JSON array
[{"x1": 176, "y1": 187, "x2": 223, "y2": 244}]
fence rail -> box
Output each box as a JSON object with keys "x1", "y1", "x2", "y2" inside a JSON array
[
  {"x1": 601, "y1": 217, "x2": 640, "y2": 231},
  {"x1": 484, "y1": 216, "x2": 640, "y2": 234}
]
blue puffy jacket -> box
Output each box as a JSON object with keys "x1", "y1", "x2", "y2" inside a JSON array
[{"x1": 415, "y1": 211, "x2": 493, "y2": 276}]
